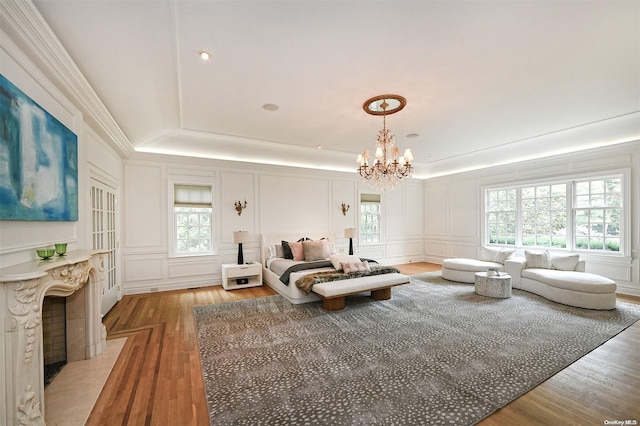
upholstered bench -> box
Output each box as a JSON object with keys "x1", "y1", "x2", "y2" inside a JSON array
[
  {"x1": 505, "y1": 252, "x2": 617, "y2": 310},
  {"x1": 311, "y1": 273, "x2": 410, "y2": 311}
]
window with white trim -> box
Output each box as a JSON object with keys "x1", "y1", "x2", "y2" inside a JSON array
[
  {"x1": 487, "y1": 188, "x2": 516, "y2": 245},
  {"x1": 521, "y1": 183, "x2": 567, "y2": 248},
  {"x1": 574, "y1": 177, "x2": 621, "y2": 252},
  {"x1": 360, "y1": 193, "x2": 381, "y2": 244},
  {"x1": 173, "y1": 184, "x2": 213, "y2": 256},
  {"x1": 485, "y1": 174, "x2": 623, "y2": 253}
]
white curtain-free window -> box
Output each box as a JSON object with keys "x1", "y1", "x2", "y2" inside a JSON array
[
  {"x1": 173, "y1": 184, "x2": 213, "y2": 256},
  {"x1": 485, "y1": 174, "x2": 623, "y2": 254}
]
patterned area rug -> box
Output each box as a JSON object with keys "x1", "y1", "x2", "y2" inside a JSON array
[{"x1": 194, "y1": 272, "x2": 640, "y2": 425}]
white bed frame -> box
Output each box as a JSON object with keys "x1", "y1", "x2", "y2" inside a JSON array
[
  {"x1": 260, "y1": 232, "x2": 335, "y2": 304},
  {"x1": 261, "y1": 232, "x2": 411, "y2": 309}
]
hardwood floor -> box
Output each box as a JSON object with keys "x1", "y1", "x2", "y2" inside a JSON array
[{"x1": 91, "y1": 263, "x2": 640, "y2": 425}]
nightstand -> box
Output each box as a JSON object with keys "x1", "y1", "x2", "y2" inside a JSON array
[{"x1": 221, "y1": 263, "x2": 263, "y2": 290}]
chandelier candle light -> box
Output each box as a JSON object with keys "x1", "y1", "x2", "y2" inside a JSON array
[{"x1": 357, "y1": 94, "x2": 413, "y2": 191}]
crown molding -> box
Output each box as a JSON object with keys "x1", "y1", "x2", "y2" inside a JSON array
[{"x1": 0, "y1": 0, "x2": 134, "y2": 158}]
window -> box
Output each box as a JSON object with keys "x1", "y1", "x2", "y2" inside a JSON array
[
  {"x1": 485, "y1": 174, "x2": 623, "y2": 253},
  {"x1": 360, "y1": 193, "x2": 381, "y2": 244},
  {"x1": 487, "y1": 189, "x2": 516, "y2": 245},
  {"x1": 173, "y1": 184, "x2": 213, "y2": 256},
  {"x1": 521, "y1": 184, "x2": 567, "y2": 248},
  {"x1": 574, "y1": 178, "x2": 621, "y2": 252}
]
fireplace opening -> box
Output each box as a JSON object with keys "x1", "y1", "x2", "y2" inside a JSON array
[{"x1": 42, "y1": 296, "x2": 67, "y2": 386}]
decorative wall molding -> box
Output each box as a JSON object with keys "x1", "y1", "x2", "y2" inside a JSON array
[{"x1": 0, "y1": 0, "x2": 134, "y2": 158}]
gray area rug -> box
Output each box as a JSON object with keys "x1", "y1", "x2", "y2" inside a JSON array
[{"x1": 194, "y1": 272, "x2": 640, "y2": 425}]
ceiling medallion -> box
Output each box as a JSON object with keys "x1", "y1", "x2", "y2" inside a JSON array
[{"x1": 357, "y1": 95, "x2": 413, "y2": 191}]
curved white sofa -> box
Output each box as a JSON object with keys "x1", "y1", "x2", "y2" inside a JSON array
[
  {"x1": 505, "y1": 253, "x2": 617, "y2": 310},
  {"x1": 442, "y1": 258, "x2": 505, "y2": 283},
  {"x1": 442, "y1": 246, "x2": 515, "y2": 283}
]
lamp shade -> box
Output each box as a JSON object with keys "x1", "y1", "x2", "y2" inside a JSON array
[
  {"x1": 232, "y1": 231, "x2": 251, "y2": 244},
  {"x1": 344, "y1": 228, "x2": 355, "y2": 238}
]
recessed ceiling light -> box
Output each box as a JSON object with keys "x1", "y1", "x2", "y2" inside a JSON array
[
  {"x1": 198, "y1": 50, "x2": 211, "y2": 61},
  {"x1": 316, "y1": 145, "x2": 323, "y2": 149},
  {"x1": 263, "y1": 103, "x2": 279, "y2": 111},
  {"x1": 406, "y1": 133, "x2": 419, "y2": 138}
]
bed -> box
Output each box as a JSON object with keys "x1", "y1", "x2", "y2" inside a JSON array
[{"x1": 260, "y1": 232, "x2": 410, "y2": 309}]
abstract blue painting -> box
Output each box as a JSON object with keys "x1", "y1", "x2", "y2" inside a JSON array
[{"x1": 0, "y1": 73, "x2": 78, "y2": 221}]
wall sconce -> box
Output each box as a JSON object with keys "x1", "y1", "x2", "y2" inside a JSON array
[
  {"x1": 341, "y1": 202, "x2": 350, "y2": 216},
  {"x1": 234, "y1": 200, "x2": 247, "y2": 216}
]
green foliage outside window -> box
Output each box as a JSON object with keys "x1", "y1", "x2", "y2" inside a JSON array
[
  {"x1": 486, "y1": 176, "x2": 622, "y2": 253},
  {"x1": 360, "y1": 202, "x2": 381, "y2": 244},
  {"x1": 175, "y1": 207, "x2": 212, "y2": 254}
]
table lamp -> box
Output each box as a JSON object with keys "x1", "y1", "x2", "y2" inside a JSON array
[
  {"x1": 232, "y1": 231, "x2": 251, "y2": 264},
  {"x1": 344, "y1": 228, "x2": 355, "y2": 255}
]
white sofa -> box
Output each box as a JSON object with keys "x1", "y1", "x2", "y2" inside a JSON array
[
  {"x1": 442, "y1": 246, "x2": 515, "y2": 283},
  {"x1": 505, "y1": 251, "x2": 617, "y2": 310}
]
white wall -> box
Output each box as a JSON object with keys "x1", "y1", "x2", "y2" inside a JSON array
[
  {"x1": 0, "y1": 27, "x2": 123, "y2": 294},
  {"x1": 121, "y1": 153, "x2": 425, "y2": 294},
  {"x1": 424, "y1": 141, "x2": 640, "y2": 296},
  {"x1": 2, "y1": 5, "x2": 637, "y2": 300}
]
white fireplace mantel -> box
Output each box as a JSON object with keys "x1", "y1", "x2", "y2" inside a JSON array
[{"x1": 0, "y1": 249, "x2": 108, "y2": 426}]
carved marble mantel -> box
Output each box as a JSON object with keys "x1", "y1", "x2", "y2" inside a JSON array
[{"x1": 0, "y1": 250, "x2": 108, "y2": 426}]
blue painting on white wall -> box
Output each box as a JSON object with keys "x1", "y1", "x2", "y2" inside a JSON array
[{"x1": 0, "y1": 73, "x2": 78, "y2": 221}]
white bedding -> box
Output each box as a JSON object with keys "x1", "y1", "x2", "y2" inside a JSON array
[{"x1": 263, "y1": 258, "x2": 335, "y2": 304}]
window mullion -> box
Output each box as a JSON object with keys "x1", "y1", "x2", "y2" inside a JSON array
[
  {"x1": 515, "y1": 188, "x2": 522, "y2": 247},
  {"x1": 567, "y1": 181, "x2": 574, "y2": 250}
]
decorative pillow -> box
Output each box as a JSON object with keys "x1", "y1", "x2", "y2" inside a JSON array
[
  {"x1": 329, "y1": 254, "x2": 361, "y2": 271},
  {"x1": 494, "y1": 248, "x2": 516, "y2": 264},
  {"x1": 525, "y1": 250, "x2": 551, "y2": 269},
  {"x1": 268, "y1": 244, "x2": 285, "y2": 259},
  {"x1": 303, "y1": 240, "x2": 328, "y2": 261},
  {"x1": 320, "y1": 238, "x2": 333, "y2": 258},
  {"x1": 288, "y1": 241, "x2": 305, "y2": 261},
  {"x1": 550, "y1": 254, "x2": 580, "y2": 271},
  {"x1": 281, "y1": 241, "x2": 293, "y2": 259},
  {"x1": 342, "y1": 260, "x2": 370, "y2": 273},
  {"x1": 479, "y1": 246, "x2": 502, "y2": 262}
]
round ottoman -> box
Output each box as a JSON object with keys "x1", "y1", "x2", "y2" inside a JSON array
[{"x1": 474, "y1": 272, "x2": 512, "y2": 299}]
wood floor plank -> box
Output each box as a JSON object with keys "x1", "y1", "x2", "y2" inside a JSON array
[{"x1": 89, "y1": 263, "x2": 639, "y2": 425}]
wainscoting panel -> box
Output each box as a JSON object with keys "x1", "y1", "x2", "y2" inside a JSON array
[
  {"x1": 385, "y1": 242, "x2": 405, "y2": 259},
  {"x1": 583, "y1": 256, "x2": 632, "y2": 282},
  {"x1": 358, "y1": 245, "x2": 385, "y2": 261},
  {"x1": 123, "y1": 163, "x2": 164, "y2": 249},
  {"x1": 425, "y1": 241, "x2": 448, "y2": 258},
  {"x1": 425, "y1": 183, "x2": 449, "y2": 237},
  {"x1": 124, "y1": 257, "x2": 164, "y2": 282},
  {"x1": 259, "y1": 174, "x2": 331, "y2": 234},
  {"x1": 220, "y1": 171, "x2": 256, "y2": 243},
  {"x1": 449, "y1": 243, "x2": 481, "y2": 259},
  {"x1": 572, "y1": 153, "x2": 632, "y2": 172},
  {"x1": 448, "y1": 178, "x2": 479, "y2": 238},
  {"x1": 405, "y1": 240, "x2": 424, "y2": 257},
  {"x1": 168, "y1": 258, "x2": 219, "y2": 279}
]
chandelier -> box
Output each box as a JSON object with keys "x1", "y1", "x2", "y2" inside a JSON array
[{"x1": 357, "y1": 94, "x2": 413, "y2": 191}]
